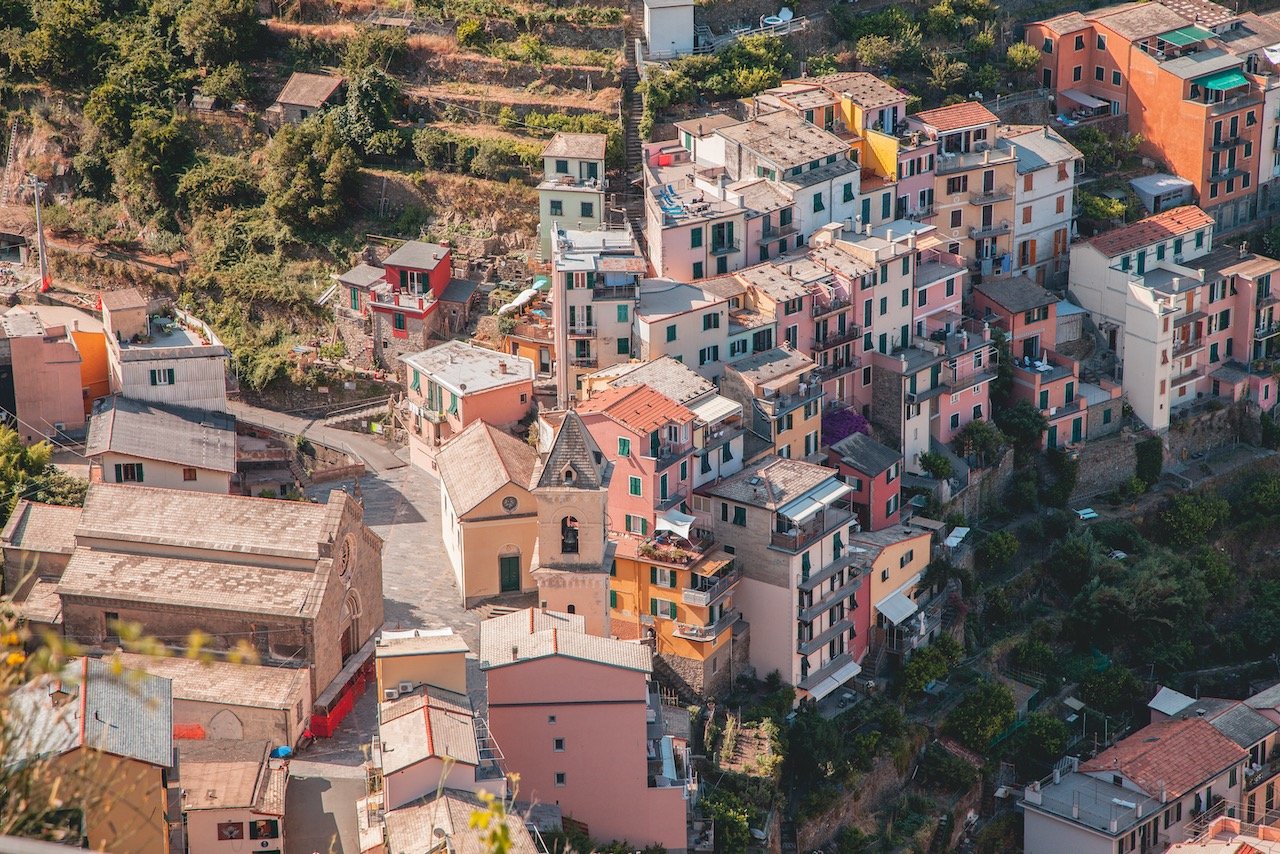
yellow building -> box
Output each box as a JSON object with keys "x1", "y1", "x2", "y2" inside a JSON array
[
  {"x1": 374, "y1": 628, "x2": 470, "y2": 698},
  {"x1": 8, "y1": 657, "x2": 176, "y2": 853},
  {"x1": 854, "y1": 524, "x2": 940, "y2": 661},
  {"x1": 608, "y1": 532, "x2": 741, "y2": 695},
  {"x1": 435, "y1": 420, "x2": 539, "y2": 608}
]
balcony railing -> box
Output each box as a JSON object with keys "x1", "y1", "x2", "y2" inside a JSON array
[
  {"x1": 654, "y1": 442, "x2": 692, "y2": 471},
  {"x1": 885, "y1": 592, "x2": 944, "y2": 654},
  {"x1": 593, "y1": 283, "x2": 639, "y2": 300},
  {"x1": 710, "y1": 239, "x2": 741, "y2": 257},
  {"x1": 1256, "y1": 321, "x2": 1280, "y2": 340},
  {"x1": 811, "y1": 359, "x2": 861, "y2": 382},
  {"x1": 758, "y1": 223, "x2": 800, "y2": 245},
  {"x1": 798, "y1": 550, "x2": 863, "y2": 592},
  {"x1": 969, "y1": 186, "x2": 1012, "y2": 205},
  {"x1": 566, "y1": 324, "x2": 597, "y2": 338},
  {"x1": 759, "y1": 381, "x2": 825, "y2": 416},
  {"x1": 970, "y1": 220, "x2": 1011, "y2": 239},
  {"x1": 813, "y1": 325, "x2": 861, "y2": 349},
  {"x1": 771, "y1": 499, "x2": 854, "y2": 553},
  {"x1": 673, "y1": 608, "x2": 738, "y2": 642},
  {"x1": 570, "y1": 356, "x2": 598, "y2": 368},
  {"x1": 656, "y1": 485, "x2": 689, "y2": 511},
  {"x1": 1211, "y1": 136, "x2": 1242, "y2": 151},
  {"x1": 797, "y1": 651, "x2": 855, "y2": 692},
  {"x1": 682, "y1": 564, "x2": 741, "y2": 607},
  {"x1": 935, "y1": 146, "x2": 1016, "y2": 175},
  {"x1": 797, "y1": 617, "x2": 854, "y2": 656},
  {"x1": 423, "y1": 409, "x2": 448, "y2": 425},
  {"x1": 698, "y1": 423, "x2": 744, "y2": 453},
  {"x1": 1173, "y1": 336, "x2": 1206, "y2": 358},
  {"x1": 1206, "y1": 94, "x2": 1260, "y2": 116},
  {"x1": 797, "y1": 573, "x2": 862, "y2": 622},
  {"x1": 372, "y1": 291, "x2": 435, "y2": 312},
  {"x1": 811, "y1": 297, "x2": 851, "y2": 318}
]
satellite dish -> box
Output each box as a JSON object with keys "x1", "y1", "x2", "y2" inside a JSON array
[{"x1": 779, "y1": 6, "x2": 794, "y2": 20}]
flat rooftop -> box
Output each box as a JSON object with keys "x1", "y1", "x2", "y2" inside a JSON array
[
  {"x1": 636, "y1": 279, "x2": 722, "y2": 319},
  {"x1": 400, "y1": 340, "x2": 534, "y2": 396},
  {"x1": 716, "y1": 110, "x2": 851, "y2": 170},
  {"x1": 1025, "y1": 772, "x2": 1160, "y2": 837}
]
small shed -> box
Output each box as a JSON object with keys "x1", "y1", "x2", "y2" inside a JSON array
[
  {"x1": 268, "y1": 72, "x2": 345, "y2": 125},
  {"x1": 1130, "y1": 173, "x2": 1194, "y2": 215},
  {"x1": 1056, "y1": 300, "x2": 1087, "y2": 344}
]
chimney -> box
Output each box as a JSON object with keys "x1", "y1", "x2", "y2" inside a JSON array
[
  {"x1": 1109, "y1": 818, "x2": 1119, "y2": 833},
  {"x1": 1198, "y1": 268, "x2": 1206, "y2": 280},
  {"x1": 1072, "y1": 798, "x2": 1080, "y2": 819},
  {"x1": 499, "y1": 361, "x2": 508, "y2": 374},
  {"x1": 511, "y1": 645, "x2": 519, "y2": 660},
  {"x1": 1240, "y1": 242, "x2": 1248, "y2": 259},
  {"x1": 1160, "y1": 784, "x2": 1168, "y2": 803},
  {"x1": 1053, "y1": 768, "x2": 1061, "y2": 784},
  {"x1": 984, "y1": 149, "x2": 991, "y2": 164},
  {"x1": 907, "y1": 233, "x2": 917, "y2": 249},
  {"x1": 1044, "y1": 126, "x2": 1051, "y2": 139},
  {"x1": 845, "y1": 216, "x2": 854, "y2": 234},
  {"x1": 865, "y1": 222, "x2": 872, "y2": 236},
  {"x1": 886, "y1": 229, "x2": 894, "y2": 244},
  {"x1": 983, "y1": 320, "x2": 991, "y2": 341},
  {"x1": 1136, "y1": 803, "x2": 1144, "y2": 818}
]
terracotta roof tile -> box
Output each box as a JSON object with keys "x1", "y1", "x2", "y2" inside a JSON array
[
  {"x1": 1088, "y1": 205, "x2": 1214, "y2": 257},
  {"x1": 912, "y1": 101, "x2": 999, "y2": 132},
  {"x1": 577, "y1": 383, "x2": 697, "y2": 435},
  {"x1": 1080, "y1": 717, "x2": 1246, "y2": 799},
  {"x1": 435, "y1": 421, "x2": 536, "y2": 517},
  {"x1": 541, "y1": 132, "x2": 607, "y2": 161}
]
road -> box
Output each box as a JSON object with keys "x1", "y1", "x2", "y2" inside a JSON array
[
  {"x1": 227, "y1": 399, "x2": 407, "y2": 473},
  {"x1": 290, "y1": 445, "x2": 487, "y2": 851}
]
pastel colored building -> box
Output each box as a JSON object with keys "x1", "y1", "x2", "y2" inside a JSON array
[
  {"x1": 374, "y1": 627, "x2": 470, "y2": 699},
  {"x1": 1021, "y1": 717, "x2": 1247, "y2": 854},
  {"x1": 435, "y1": 420, "x2": 539, "y2": 607},
  {"x1": 8, "y1": 303, "x2": 110, "y2": 416},
  {"x1": 399, "y1": 340, "x2": 534, "y2": 469},
  {"x1": 86, "y1": 396, "x2": 236, "y2": 493},
  {"x1": 6, "y1": 657, "x2": 177, "y2": 853},
  {"x1": 479, "y1": 608, "x2": 689, "y2": 851},
  {"x1": 0, "y1": 306, "x2": 86, "y2": 443},
  {"x1": 854, "y1": 524, "x2": 939, "y2": 663},
  {"x1": 101, "y1": 288, "x2": 229, "y2": 413},
  {"x1": 1027, "y1": 1, "x2": 1268, "y2": 232},
  {"x1": 538, "y1": 133, "x2": 607, "y2": 260},
  {"x1": 548, "y1": 227, "x2": 646, "y2": 407},
  {"x1": 720, "y1": 346, "x2": 824, "y2": 460},
  {"x1": 907, "y1": 102, "x2": 1019, "y2": 273},
  {"x1": 827, "y1": 431, "x2": 903, "y2": 533},
  {"x1": 1002, "y1": 125, "x2": 1082, "y2": 286},
  {"x1": 697, "y1": 457, "x2": 866, "y2": 701},
  {"x1": 642, "y1": 0, "x2": 694, "y2": 58},
  {"x1": 178, "y1": 740, "x2": 287, "y2": 854},
  {"x1": 633, "y1": 279, "x2": 730, "y2": 377}
]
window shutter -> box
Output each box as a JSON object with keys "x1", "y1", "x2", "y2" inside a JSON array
[
  {"x1": 136, "y1": 463, "x2": 144, "y2": 483},
  {"x1": 399, "y1": 270, "x2": 408, "y2": 287},
  {"x1": 166, "y1": 368, "x2": 175, "y2": 385},
  {"x1": 650, "y1": 598, "x2": 658, "y2": 616},
  {"x1": 149, "y1": 370, "x2": 157, "y2": 386},
  {"x1": 640, "y1": 518, "x2": 648, "y2": 536},
  {"x1": 650, "y1": 566, "x2": 658, "y2": 584},
  {"x1": 669, "y1": 572, "x2": 677, "y2": 589},
  {"x1": 114, "y1": 463, "x2": 123, "y2": 482},
  {"x1": 668, "y1": 601, "x2": 677, "y2": 619}
]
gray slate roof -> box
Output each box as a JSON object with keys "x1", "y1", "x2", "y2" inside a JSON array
[
  {"x1": 7, "y1": 657, "x2": 173, "y2": 769},
  {"x1": 275, "y1": 72, "x2": 344, "y2": 108},
  {"x1": 479, "y1": 607, "x2": 652, "y2": 673},
  {"x1": 383, "y1": 240, "x2": 451, "y2": 272},
  {"x1": 385, "y1": 791, "x2": 540, "y2": 854},
  {"x1": 1209, "y1": 703, "x2": 1279, "y2": 748},
  {"x1": 700, "y1": 456, "x2": 838, "y2": 511},
  {"x1": 86, "y1": 396, "x2": 237, "y2": 473},
  {"x1": 337, "y1": 263, "x2": 387, "y2": 289},
  {"x1": 606, "y1": 355, "x2": 714, "y2": 404},
  {"x1": 830, "y1": 431, "x2": 901, "y2": 476},
  {"x1": 1246, "y1": 681, "x2": 1280, "y2": 711},
  {"x1": 975, "y1": 276, "x2": 1058, "y2": 315},
  {"x1": 533, "y1": 410, "x2": 607, "y2": 490}
]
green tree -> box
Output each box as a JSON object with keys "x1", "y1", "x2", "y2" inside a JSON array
[
  {"x1": 898, "y1": 634, "x2": 963, "y2": 698},
  {"x1": 807, "y1": 53, "x2": 838, "y2": 76},
  {"x1": 176, "y1": 154, "x2": 264, "y2": 215},
  {"x1": 1005, "y1": 713, "x2": 1069, "y2": 778},
  {"x1": 1080, "y1": 666, "x2": 1143, "y2": 716},
  {"x1": 263, "y1": 115, "x2": 360, "y2": 230},
  {"x1": 1046, "y1": 531, "x2": 1098, "y2": 595},
  {"x1": 199, "y1": 61, "x2": 252, "y2": 104},
  {"x1": 995, "y1": 400, "x2": 1048, "y2": 451},
  {"x1": 854, "y1": 35, "x2": 902, "y2": 69},
  {"x1": 702, "y1": 789, "x2": 750, "y2": 853},
  {"x1": 926, "y1": 49, "x2": 968, "y2": 91},
  {"x1": 113, "y1": 113, "x2": 196, "y2": 225},
  {"x1": 918, "y1": 451, "x2": 953, "y2": 480},
  {"x1": 176, "y1": 0, "x2": 261, "y2": 67},
  {"x1": 943, "y1": 680, "x2": 1016, "y2": 751},
  {"x1": 19, "y1": 0, "x2": 106, "y2": 83},
  {"x1": 333, "y1": 68, "x2": 401, "y2": 154},
  {"x1": 456, "y1": 18, "x2": 485, "y2": 49},
  {"x1": 977, "y1": 531, "x2": 1018, "y2": 571},
  {"x1": 1006, "y1": 42, "x2": 1041, "y2": 73},
  {"x1": 341, "y1": 24, "x2": 407, "y2": 72},
  {"x1": 1156, "y1": 492, "x2": 1229, "y2": 549},
  {"x1": 954, "y1": 419, "x2": 1005, "y2": 466}
]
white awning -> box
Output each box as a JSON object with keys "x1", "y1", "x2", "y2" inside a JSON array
[
  {"x1": 810, "y1": 479, "x2": 853, "y2": 507},
  {"x1": 1061, "y1": 88, "x2": 1107, "y2": 110},
  {"x1": 688, "y1": 393, "x2": 741, "y2": 425},
  {"x1": 656, "y1": 508, "x2": 696, "y2": 540},
  {"x1": 875, "y1": 591, "x2": 918, "y2": 626},
  {"x1": 808, "y1": 659, "x2": 863, "y2": 702},
  {"x1": 777, "y1": 480, "x2": 853, "y2": 524},
  {"x1": 944, "y1": 526, "x2": 971, "y2": 548}
]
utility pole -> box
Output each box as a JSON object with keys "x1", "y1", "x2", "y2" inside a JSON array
[{"x1": 28, "y1": 175, "x2": 49, "y2": 293}]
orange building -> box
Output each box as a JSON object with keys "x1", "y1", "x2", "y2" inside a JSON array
[
  {"x1": 1027, "y1": 0, "x2": 1266, "y2": 232},
  {"x1": 16, "y1": 304, "x2": 111, "y2": 414}
]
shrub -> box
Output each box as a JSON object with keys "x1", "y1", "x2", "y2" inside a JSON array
[
  {"x1": 943, "y1": 680, "x2": 1016, "y2": 752},
  {"x1": 455, "y1": 18, "x2": 485, "y2": 48},
  {"x1": 919, "y1": 451, "x2": 953, "y2": 480},
  {"x1": 977, "y1": 531, "x2": 1018, "y2": 571},
  {"x1": 1135, "y1": 436, "x2": 1163, "y2": 485},
  {"x1": 1006, "y1": 41, "x2": 1040, "y2": 72}
]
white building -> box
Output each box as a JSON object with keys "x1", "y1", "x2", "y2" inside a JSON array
[
  {"x1": 1003, "y1": 125, "x2": 1081, "y2": 286},
  {"x1": 633, "y1": 279, "x2": 730, "y2": 379},
  {"x1": 642, "y1": 0, "x2": 695, "y2": 58}
]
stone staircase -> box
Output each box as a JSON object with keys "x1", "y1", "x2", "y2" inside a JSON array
[
  {"x1": 620, "y1": 0, "x2": 650, "y2": 260},
  {"x1": 0, "y1": 119, "x2": 20, "y2": 207}
]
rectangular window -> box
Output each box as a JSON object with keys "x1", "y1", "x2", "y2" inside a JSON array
[
  {"x1": 617, "y1": 337, "x2": 630, "y2": 355},
  {"x1": 1043, "y1": 37, "x2": 1053, "y2": 52},
  {"x1": 1196, "y1": 231, "x2": 1205, "y2": 248},
  {"x1": 666, "y1": 324, "x2": 677, "y2": 342},
  {"x1": 580, "y1": 202, "x2": 594, "y2": 218},
  {"x1": 692, "y1": 261, "x2": 703, "y2": 279},
  {"x1": 1094, "y1": 65, "x2": 1104, "y2": 81},
  {"x1": 554, "y1": 738, "x2": 566, "y2": 752},
  {"x1": 813, "y1": 192, "x2": 825, "y2": 213},
  {"x1": 1073, "y1": 66, "x2": 1082, "y2": 82},
  {"x1": 148, "y1": 368, "x2": 176, "y2": 386},
  {"x1": 732, "y1": 505, "x2": 747, "y2": 526},
  {"x1": 115, "y1": 463, "x2": 145, "y2": 483},
  {"x1": 950, "y1": 209, "x2": 962, "y2": 229},
  {"x1": 394, "y1": 312, "x2": 406, "y2": 331},
  {"x1": 1097, "y1": 34, "x2": 1106, "y2": 49},
  {"x1": 618, "y1": 437, "x2": 631, "y2": 457},
  {"x1": 691, "y1": 228, "x2": 703, "y2": 248},
  {"x1": 703, "y1": 312, "x2": 720, "y2": 330},
  {"x1": 182, "y1": 467, "x2": 197, "y2": 481},
  {"x1": 1112, "y1": 69, "x2": 1121, "y2": 85},
  {"x1": 555, "y1": 772, "x2": 566, "y2": 787},
  {"x1": 629, "y1": 476, "x2": 642, "y2": 496},
  {"x1": 617, "y1": 304, "x2": 629, "y2": 323},
  {"x1": 843, "y1": 182, "x2": 854, "y2": 203},
  {"x1": 549, "y1": 200, "x2": 563, "y2": 216}
]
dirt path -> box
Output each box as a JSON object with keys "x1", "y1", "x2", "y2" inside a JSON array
[{"x1": 408, "y1": 82, "x2": 621, "y2": 114}]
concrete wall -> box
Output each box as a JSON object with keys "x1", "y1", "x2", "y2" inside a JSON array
[
  {"x1": 54, "y1": 749, "x2": 169, "y2": 854},
  {"x1": 1022, "y1": 809, "x2": 1116, "y2": 854},
  {"x1": 175, "y1": 695, "x2": 306, "y2": 748},
  {"x1": 376, "y1": 649, "x2": 468, "y2": 698},
  {"x1": 10, "y1": 332, "x2": 85, "y2": 442},
  {"x1": 185, "y1": 806, "x2": 283, "y2": 854}
]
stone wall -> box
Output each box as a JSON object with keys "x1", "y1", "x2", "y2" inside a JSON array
[
  {"x1": 654, "y1": 624, "x2": 750, "y2": 700},
  {"x1": 1165, "y1": 401, "x2": 1258, "y2": 464},
  {"x1": 945, "y1": 447, "x2": 1015, "y2": 522},
  {"x1": 1069, "y1": 429, "x2": 1139, "y2": 502}
]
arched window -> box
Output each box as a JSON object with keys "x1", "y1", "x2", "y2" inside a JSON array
[
  {"x1": 561, "y1": 516, "x2": 579, "y2": 554},
  {"x1": 566, "y1": 604, "x2": 576, "y2": 614},
  {"x1": 562, "y1": 468, "x2": 576, "y2": 485}
]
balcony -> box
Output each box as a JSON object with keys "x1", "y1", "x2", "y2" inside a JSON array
[
  {"x1": 1256, "y1": 321, "x2": 1280, "y2": 340},
  {"x1": 797, "y1": 574, "x2": 862, "y2": 623},
  {"x1": 770, "y1": 499, "x2": 854, "y2": 553},
  {"x1": 1211, "y1": 136, "x2": 1242, "y2": 151},
  {"x1": 1173, "y1": 336, "x2": 1206, "y2": 358},
  {"x1": 798, "y1": 550, "x2": 864, "y2": 592},
  {"x1": 797, "y1": 651, "x2": 855, "y2": 692},
  {"x1": 885, "y1": 591, "x2": 945, "y2": 654},
  {"x1": 698, "y1": 423, "x2": 744, "y2": 453},
  {"x1": 1206, "y1": 94, "x2": 1260, "y2": 117},
  {"x1": 570, "y1": 356, "x2": 598, "y2": 368},
  {"x1": 811, "y1": 358, "x2": 862, "y2": 382},
  {"x1": 682, "y1": 564, "x2": 741, "y2": 607},
  {"x1": 1246, "y1": 758, "x2": 1280, "y2": 790},
  {"x1": 654, "y1": 442, "x2": 693, "y2": 471},
  {"x1": 566, "y1": 324, "x2": 597, "y2": 338},
  {"x1": 372, "y1": 291, "x2": 435, "y2": 312},
  {"x1": 969, "y1": 186, "x2": 1012, "y2": 205},
  {"x1": 970, "y1": 220, "x2": 1011, "y2": 240},
  {"x1": 423, "y1": 409, "x2": 448, "y2": 425},
  {"x1": 710, "y1": 239, "x2": 741, "y2": 257},
  {"x1": 934, "y1": 145, "x2": 1017, "y2": 175},
  {"x1": 813, "y1": 325, "x2": 862, "y2": 350},
  {"x1": 811, "y1": 296, "x2": 851, "y2": 319},
  {"x1": 758, "y1": 223, "x2": 800, "y2": 245},
  {"x1": 592, "y1": 283, "x2": 639, "y2": 301},
  {"x1": 673, "y1": 607, "x2": 738, "y2": 642},
  {"x1": 656, "y1": 485, "x2": 689, "y2": 511},
  {"x1": 759, "y1": 381, "x2": 825, "y2": 416},
  {"x1": 798, "y1": 617, "x2": 855, "y2": 656}
]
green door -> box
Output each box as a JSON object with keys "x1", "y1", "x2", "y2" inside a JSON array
[
  {"x1": 1071, "y1": 417, "x2": 1082, "y2": 443},
  {"x1": 1048, "y1": 424, "x2": 1058, "y2": 448},
  {"x1": 499, "y1": 555, "x2": 521, "y2": 593}
]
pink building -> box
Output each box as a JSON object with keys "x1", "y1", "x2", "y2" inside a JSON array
[
  {"x1": 827, "y1": 431, "x2": 903, "y2": 533},
  {"x1": 479, "y1": 608, "x2": 688, "y2": 850},
  {"x1": 0, "y1": 308, "x2": 86, "y2": 444},
  {"x1": 399, "y1": 340, "x2": 535, "y2": 471},
  {"x1": 577, "y1": 383, "x2": 698, "y2": 536}
]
